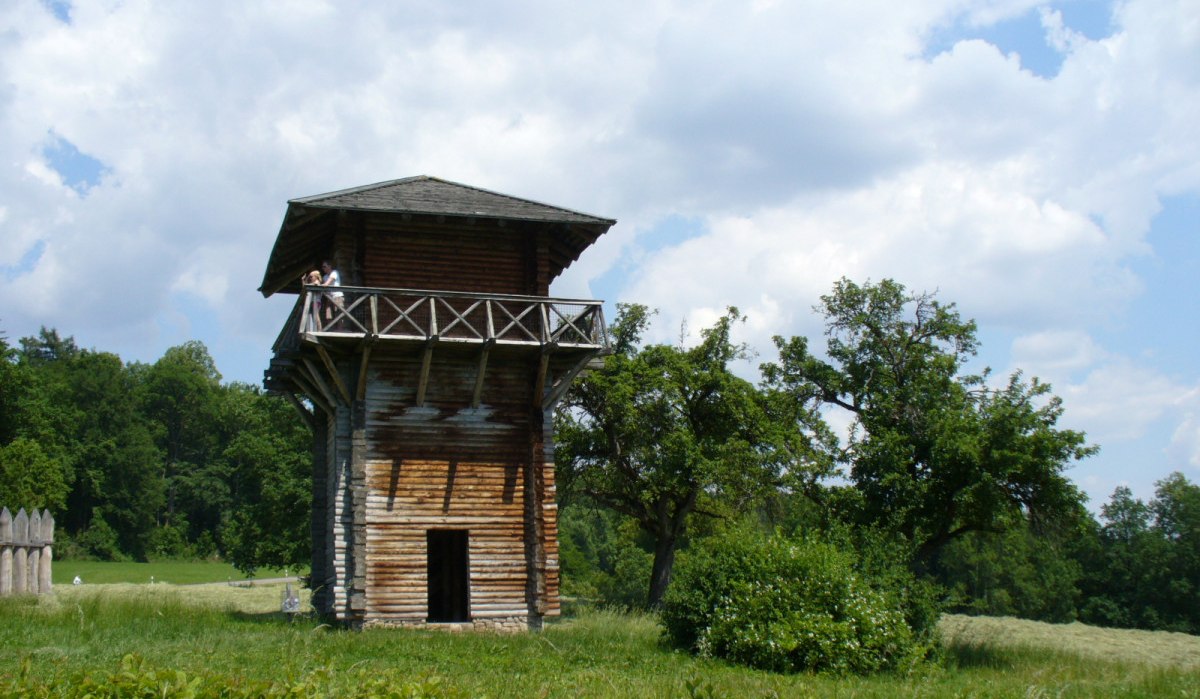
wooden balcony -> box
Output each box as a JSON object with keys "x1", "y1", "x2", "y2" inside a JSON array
[
  {"x1": 267, "y1": 286, "x2": 609, "y2": 410},
  {"x1": 274, "y1": 286, "x2": 608, "y2": 353}
]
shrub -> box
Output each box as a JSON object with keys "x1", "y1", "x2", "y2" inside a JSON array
[{"x1": 662, "y1": 529, "x2": 928, "y2": 674}]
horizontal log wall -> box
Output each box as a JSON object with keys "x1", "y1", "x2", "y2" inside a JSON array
[
  {"x1": 358, "y1": 349, "x2": 560, "y2": 626},
  {"x1": 360, "y1": 217, "x2": 550, "y2": 297}
]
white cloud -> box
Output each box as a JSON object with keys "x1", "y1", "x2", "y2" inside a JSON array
[{"x1": 1167, "y1": 407, "x2": 1200, "y2": 472}]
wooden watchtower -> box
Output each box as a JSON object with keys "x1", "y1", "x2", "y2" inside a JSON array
[{"x1": 259, "y1": 176, "x2": 614, "y2": 630}]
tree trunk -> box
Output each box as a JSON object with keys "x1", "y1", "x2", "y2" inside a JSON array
[{"x1": 647, "y1": 533, "x2": 677, "y2": 608}]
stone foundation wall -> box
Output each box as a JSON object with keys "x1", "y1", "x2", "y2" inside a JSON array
[{"x1": 363, "y1": 616, "x2": 535, "y2": 633}]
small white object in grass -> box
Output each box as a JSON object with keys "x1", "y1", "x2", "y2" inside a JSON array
[{"x1": 73, "y1": 575, "x2": 82, "y2": 585}]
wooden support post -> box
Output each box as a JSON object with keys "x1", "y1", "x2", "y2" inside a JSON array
[
  {"x1": 472, "y1": 343, "x2": 492, "y2": 409},
  {"x1": 416, "y1": 341, "x2": 435, "y2": 407},
  {"x1": 356, "y1": 344, "x2": 373, "y2": 402},
  {"x1": 316, "y1": 344, "x2": 353, "y2": 405},
  {"x1": 533, "y1": 351, "x2": 550, "y2": 408}
]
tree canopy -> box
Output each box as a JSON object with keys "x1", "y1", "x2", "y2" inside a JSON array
[
  {"x1": 557, "y1": 304, "x2": 831, "y2": 606},
  {"x1": 763, "y1": 278, "x2": 1096, "y2": 564}
]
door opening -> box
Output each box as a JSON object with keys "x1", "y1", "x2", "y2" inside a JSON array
[{"x1": 427, "y1": 529, "x2": 470, "y2": 622}]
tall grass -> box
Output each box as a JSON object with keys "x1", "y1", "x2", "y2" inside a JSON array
[{"x1": 2, "y1": 587, "x2": 1198, "y2": 697}]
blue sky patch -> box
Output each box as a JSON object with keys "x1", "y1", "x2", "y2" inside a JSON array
[
  {"x1": 40, "y1": 0, "x2": 71, "y2": 23},
  {"x1": 43, "y1": 133, "x2": 107, "y2": 194},
  {"x1": 1107, "y1": 193, "x2": 1200, "y2": 378},
  {"x1": 0, "y1": 240, "x2": 46, "y2": 278},
  {"x1": 590, "y1": 214, "x2": 707, "y2": 304},
  {"x1": 924, "y1": 1, "x2": 1113, "y2": 79}
]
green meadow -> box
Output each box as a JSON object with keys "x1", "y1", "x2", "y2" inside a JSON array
[
  {"x1": 2, "y1": 581, "x2": 1198, "y2": 698},
  {"x1": 51, "y1": 559, "x2": 295, "y2": 586}
]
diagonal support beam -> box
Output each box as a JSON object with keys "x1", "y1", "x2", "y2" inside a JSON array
[
  {"x1": 283, "y1": 391, "x2": 316, "y2": 430},
  {"x1": 472, "y1": 342, "x2": 493, "y2": 409},
  {"x1": 542, "y1": 350, "x2": 602, "y2": 412},
  {"x1": 356, "y1": 343, "x2": 373, "y2": 402},
  {"x1": 416, "y1": 341, "x2": 435, "y2": 407},
  {"x1": 291, "y1": 368, "x2": 333, "y2": 415},
  {"x1": 303, "y1": 357, "x2": 341, "y2": 409},
  {"x1": 315, "y1": 343, "x2": 353, "y2": 405}
]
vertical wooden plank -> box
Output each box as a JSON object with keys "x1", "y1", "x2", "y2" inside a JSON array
[
  {"x1": 0, "y1": 508, "x2": 11, "y2": 596},
  {"x1": 12, "y1": 509, "x2": 27, "y2": 594},
  {"x1": 38, "y1": 509, "x2": 53, "y2": 594},
  {"x1": 27, "y1": 510, "x2": 40, "y2": 594},
  {"x1": 350, "y1": 399, "x2": 368, "y2": 619},
  {"x1": 357, "y1": 345, "x2": 373, "y2": 402},
  {"x1": 310, "y1": 409, "x2": 331, "y2": 616}
]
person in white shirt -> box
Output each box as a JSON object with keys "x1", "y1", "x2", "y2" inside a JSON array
[{"x1": 321, "y1": 260, "x2": 345, "y2": 328}]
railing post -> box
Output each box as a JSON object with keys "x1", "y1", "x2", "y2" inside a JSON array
[
  {"x1": 428, "y1": 296, "x2": 438, "y2": 338},
  {"x1": 485, "y1": 300, "x2": 495, "y2": 340},
  {"x1": 370, "y1": 294, "x2": 379, "y2": 335},
  {"x1": 301, "y1": 290, "x2": 313, "y2": 334}
]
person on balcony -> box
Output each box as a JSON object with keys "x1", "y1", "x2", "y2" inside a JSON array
[{"x1": 321, "y1": 260, "x2": 345, "y2": 329}]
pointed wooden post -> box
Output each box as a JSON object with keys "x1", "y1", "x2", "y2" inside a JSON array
[
  {"x1": 12, "y1": 509, "x2": 28, "y2": 594},
  {"x1": 39, "y1": 510, "x2": 54, "y2": 593},
  {"x1": 0, "y1": 508, "x2": 12, "y2": 596},
  {"x1": 27, "y1": 510, "x2": 41, "y2": 594}
]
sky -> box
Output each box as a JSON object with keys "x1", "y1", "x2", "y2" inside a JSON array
[{"x1": 1, "y1": 0, "x2": 1197, "y2": 510}]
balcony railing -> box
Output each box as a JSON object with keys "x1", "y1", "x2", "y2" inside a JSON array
[{"x1": 274, "y1": 285, "x2": 609, "y2": 355}]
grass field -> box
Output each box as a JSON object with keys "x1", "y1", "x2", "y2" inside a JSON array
[
  {"x1": 2, "y1": 582, "x2": 1198, "y2": 697},
  {"x1": 51, "y1": 559, "x2": 296, "y2": 586}
]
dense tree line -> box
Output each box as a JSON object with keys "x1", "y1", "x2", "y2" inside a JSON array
[
  {"x1": 556, "y1": 279, "x2": 1200, "y2": 635},
  {"x1": 0, "y1": 328, "x2": 310, "y2": 573}
]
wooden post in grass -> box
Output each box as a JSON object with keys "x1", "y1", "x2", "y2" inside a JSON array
[
  {"x1": 0, "y1": 507, "x2": 54, "y2": 596},
  {"x1": 0, "y1": 508, "x2": 11, "y2": 596}
]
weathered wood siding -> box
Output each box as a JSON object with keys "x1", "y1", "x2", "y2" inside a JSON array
[
  {"x1": 355, "y1": 347, "x2": 560, "y2": 624},
  {"x1": 360, "y1": 216, "x2": 551, "y2": 296}
]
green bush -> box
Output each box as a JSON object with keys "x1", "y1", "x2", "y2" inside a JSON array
[{"x1": 662, "y1": 529, "x2": 928, "y2": 675}]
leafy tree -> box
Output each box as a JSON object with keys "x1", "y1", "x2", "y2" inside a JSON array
[
  {"x1": 221, "y1": 383, "x2": 312, "y2": 573},
  {"x1": 141, "y1": 341, "x2": 222, "y2": 530},
  {"x1": 557, "y1": 305, "x2": 827, "y2": 606},
  {"x1": 764, "y1": 279, "x2": 1095, "y2": 567},
  {"x1": 0, "y1": 437, "x2": 69, "y2": 511}
]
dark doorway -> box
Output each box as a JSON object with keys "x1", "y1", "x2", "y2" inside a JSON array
[{"x1": 427, "y1": 529, "x2": 470, "y2": 622}]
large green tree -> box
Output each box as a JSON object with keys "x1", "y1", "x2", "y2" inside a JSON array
[
  {"x1": 557, "y1": 305, "x2": 829, "y2": 606},
  {"x1": 764, "y1": 279, "x2": 1095, "y2": 567}
]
